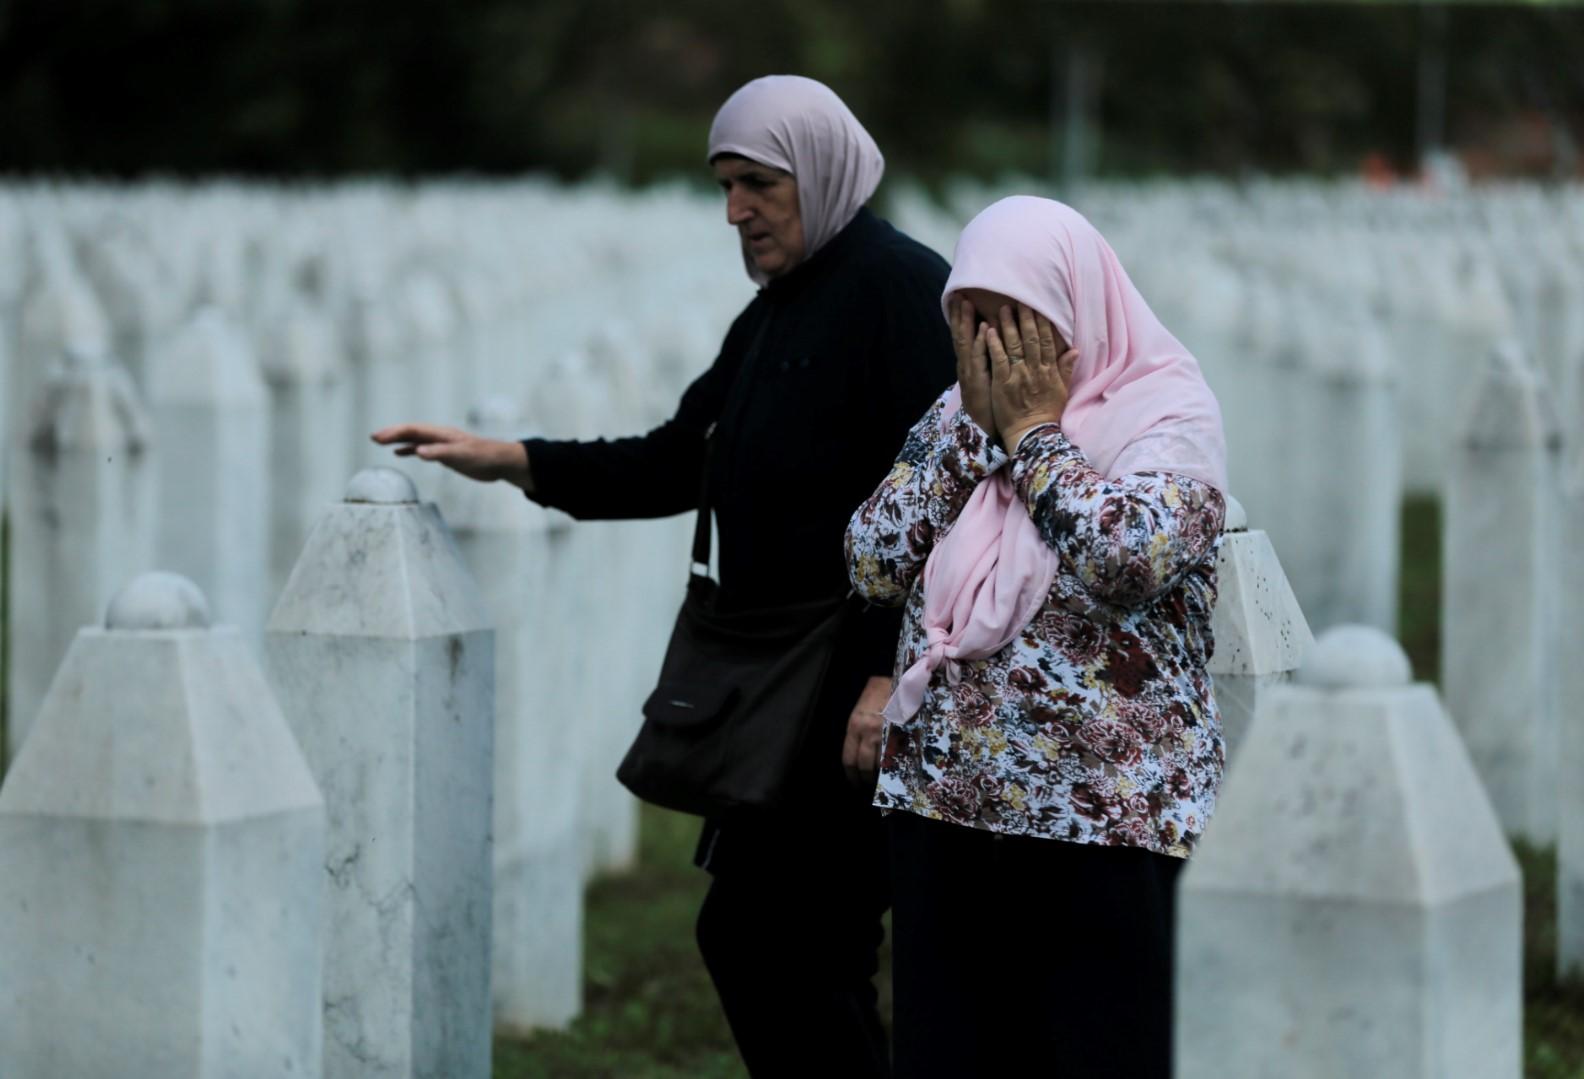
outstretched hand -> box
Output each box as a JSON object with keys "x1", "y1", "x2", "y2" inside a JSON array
[
  {"x1": 370, "y1": 423, "x2": 532, "y2": 488},
  {"x1": 986, "y1": 303, "x2": 1078, "y2": 452}
]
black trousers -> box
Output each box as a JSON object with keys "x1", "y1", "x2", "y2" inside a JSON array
[
  {"x1": 888, "y1": 811, "x2": 1184, "y2": 1079},
  {"x1": 694, "y1": 792, "x2": 892, "y2": 1079}
]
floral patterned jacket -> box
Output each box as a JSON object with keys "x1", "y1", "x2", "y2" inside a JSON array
[{"x1": 844, "y1": 389, "x2": 1227, "y2": 858}]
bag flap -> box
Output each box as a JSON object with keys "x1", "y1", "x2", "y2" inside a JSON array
[{"x1": 641, "y1": 680, "x2": 740, "y2": 728}]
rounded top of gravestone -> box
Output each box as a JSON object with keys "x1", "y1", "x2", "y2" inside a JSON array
[
  {"x1": 105, "y1": 572, "x2": 211, "y2": 631},
  {"x1": 1223, "y1": 494, "x2": 1248, "y2": 532},
  {"x1": 1294, "y1": 624, "x2": 1411, "y2": 689},
  {"x1": 345, "y1": 467, "x2": 419, "y2": 505}
]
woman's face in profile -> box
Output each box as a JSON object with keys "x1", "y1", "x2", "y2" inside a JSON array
[{"x1": 712, "y1": 155, "x2": 805, "y2": 279}]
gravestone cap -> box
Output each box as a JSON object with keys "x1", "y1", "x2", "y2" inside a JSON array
[
  {"x1": 105, "y1": 571, "x2": 211, "y2": 631},
  {"x1": 345, "y1": 467, "x2": 419, "y2": 505},
  {"x1": 1223, "y1": 494, "x2": 1248, "y2": 532},
  {"x1": 1295, "y1": 623, "x2": 1410, "y2": 689}
]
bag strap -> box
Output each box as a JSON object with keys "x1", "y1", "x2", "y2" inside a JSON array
[{"x1": 692, "y1": 312, "x2": 774, "y2": 578}]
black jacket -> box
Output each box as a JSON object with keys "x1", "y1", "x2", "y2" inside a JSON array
[{"x1": 523, "y1": 207, "x2": 956, "y2": 684}]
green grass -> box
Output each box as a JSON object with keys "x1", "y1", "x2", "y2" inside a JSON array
[
  {"x1": 493, "y1": 807, "x2": 747, "y2": 1079},
  {"x1": 498, "y1": 496, "x2": 1584, "y2": 1077},
  {"x1": 1397, "y1": 493, "x2": 1442, "y2": 685}
]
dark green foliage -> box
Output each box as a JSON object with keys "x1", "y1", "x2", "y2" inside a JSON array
[{"x1": 1, "y1": 3, "x2": 1581, "y2": 180}]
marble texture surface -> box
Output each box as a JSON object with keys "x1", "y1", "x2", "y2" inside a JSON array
[
  {"x1": 1443, "y1": 343, "x2": 1562, "y2": 844},
  {"x1": 266, "y1": 469, "x2": 494, "y2": 1079},
  {"x1": 148, "y1": 307, "x2": 270, "y2": 642},
  {"x1": 1178, "y1": 625, "x2": 1521, "y2": 1079},
  {"x1": 6, "y1": 354, "x2": 155, "y2": 765},
  {"x1": 439, "y1": 404, "x2": 582, "y2": 1034},
  {"x1": 0, "y1": 573, "x2": 326, "y2": 1079},
  {"x1": 1208, "y1": 496, "x2": 1313, "y2": 760}
]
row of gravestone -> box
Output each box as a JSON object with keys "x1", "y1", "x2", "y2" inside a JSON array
[{"x1": 0, "y1": 472, "x2": 1548, "y2": 1077}]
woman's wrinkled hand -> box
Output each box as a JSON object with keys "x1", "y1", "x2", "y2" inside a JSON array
[
  {"x1": 949, "y1": 297, "x2": 996, "y2": 440},
  {"x1": 842, "y1": 676, "x2": 893, "y2": 789},
  {"x1": 987, "y1": 303, "x2": 1078, "y2": 453},
  {"x1": 370, "y1": 423, "x2": 533, "y2": 488}
]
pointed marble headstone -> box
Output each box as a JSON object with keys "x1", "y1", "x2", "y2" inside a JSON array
[
  {"x1": 6, "y1": 353, "x2": 155, "y2": 765},
  {"x1": 259, "y1": 299, "x2": 353, "y2": 607},
  {"x1": 1442, "y1": 342, "x2": 1562, "y2": 844},
  {"x1": 1208, "y1": 495, "x2": 1313, "y2": 761},
  {"x1": 530, "y1": 354, "x2": 641, "y2": 879},
  {"x1": 1177, "y1": 625, "x2": 1521, "y2": 1079},
  {"x1": 1557, "y1": 446, "x2": 1584, "y2": 978},
  {"x1": 148, "y1": 307, "x2": 270, "y2": 641},
  {"x1": 436, "y1": 397, "x2": 582, "y2": 1034},
  {"x1": 265, "y1": 468, "x2": 494, "y2": 1079},
  {"x1": 0, "y1": 572, "x2": 326, "y2": 1078}
]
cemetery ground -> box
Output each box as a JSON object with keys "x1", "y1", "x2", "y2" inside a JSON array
[{"x1": 497, "y1": 497, "x2": 1584, "y2": 1078}]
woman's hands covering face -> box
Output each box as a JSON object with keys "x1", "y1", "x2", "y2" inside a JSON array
[
  {"x1": 948, "y1": 297, "x2": 996, "y2": 437},
  {"x1": 986, "y1": 302, "x2": 1078, "y2": 452}
]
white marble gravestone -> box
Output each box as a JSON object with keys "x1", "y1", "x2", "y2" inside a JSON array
[
  {"x1": 1177, "y1": 625, "x2": 1521, "y2": 1079},
  {"x1": 6, "y1": 353, "x2": 155, "y2": 765},
  {"x1": 259, "y1": 299, "x2": 353, "y2": 606},
  {"x1": 266, "y1": 468, "x2": 494, "y2": 1079},
  {"x1": 530, "y1": 353, "x2": 641, "y2": 879},
  {"x1": 1443, "y1": 343, "x2": 1562, "y2": 844},
  {"x1": 1557, "y1": 446, "x2": 1584, "y2": 978},
  {"x1": 1291, "y1": 304, "x2": 1401, "y2": 632},
  {"x1": 0, "y1": 572, "x2": 326, "y2": 1079},
  {"x1": 1208, "y1": 495, "x2": 1313, "y2": 761},
  {"x1": 7, "y1": 232, "x2": 111, "y2": 468},
  {"x1": 148, "y1": 307, "x2": 270, "y2": 641},
  {"x1": 437, "y1": 397, "x2": 582, "y2": 1034}
]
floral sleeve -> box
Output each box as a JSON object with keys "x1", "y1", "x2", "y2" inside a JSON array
[
  {"x1": 1010, "y1": 424, "x2": 1225, "y2": 607},
  {"x1": 844, "y1": 389, "x2": 1007, "y2": 607}
]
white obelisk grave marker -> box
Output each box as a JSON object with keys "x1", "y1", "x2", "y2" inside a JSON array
[
  {"x1": 1207, "y1": 494, "x2": 1313, "y2": 761},
  {"x1": 437, "y1": 398, "x2": 582, "y2": 1034},
  {"x1": 6, "y1": 353, "x2": 155, "y2": 765},
  {"x1": 1442, "y1": 343, "x2": 1562, "y2": 844},
  {"x1": 0, "y1": 572, "x2": 326, "y2": 1079},
  {"x1": 1176, "y1": 625, "x2": 1521, "y2": 1079},
  {"x1": 266, "y1": 467, "x2": 494, "y2": 1079},
  {"x1": 1557, "y1": 444, "x2": 1584, "y2": 979},
  {"x1": 147, "y1": 306, "x2": 270, "y2": 641}
]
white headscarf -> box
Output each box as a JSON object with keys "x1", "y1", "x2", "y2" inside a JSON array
[{"x1": 707, "y1": 75, "x2": 885, "y2": 285}]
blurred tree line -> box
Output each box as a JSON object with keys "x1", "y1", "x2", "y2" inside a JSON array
[{"x1": 0, "y1": 0, "x2": 1580, "y2": 181}]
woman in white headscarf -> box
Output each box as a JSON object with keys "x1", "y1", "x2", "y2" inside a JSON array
[{"x1": 376, "y1": 76, "x2": 956, "y2": 1076}]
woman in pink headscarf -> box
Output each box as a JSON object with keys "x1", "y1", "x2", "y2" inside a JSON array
[
  {"x1": 845, "y1": 196, "x2": 1229, "y2": 1078},
  {"x1": 377, "y1": 76, "x2": 956, "y2": 1077}
]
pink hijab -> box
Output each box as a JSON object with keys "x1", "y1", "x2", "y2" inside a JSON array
[
  {"x1": 884, "y1": 197, "x2": 1227, "y2": 727},
  {"x1": 707, "y1": 75, "x2": 884, "y2": 286}
]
